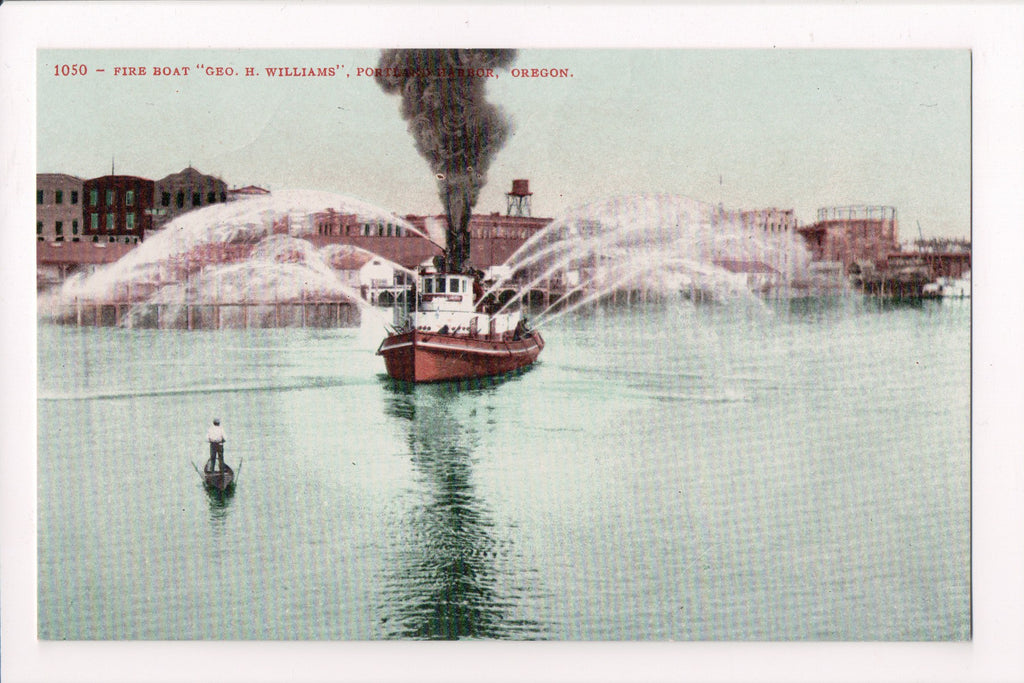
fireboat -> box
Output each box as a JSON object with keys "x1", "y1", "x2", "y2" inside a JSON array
[{"x1": 377, "y1": 265, "x2": 544, "y2": 383}]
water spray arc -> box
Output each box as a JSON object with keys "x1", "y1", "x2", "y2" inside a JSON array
[
  {"x1": 39, "y1": 190, "x2": 415, "y2": 330},
  {"x1": 479, "y1": 193, "x2": 814, "y2": 327}
]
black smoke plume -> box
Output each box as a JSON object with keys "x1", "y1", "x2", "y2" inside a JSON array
[{"x1": 376, "y1": 49, "x2": 517, "y2": 273}]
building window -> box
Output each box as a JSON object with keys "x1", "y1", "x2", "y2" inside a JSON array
[
  {"x1": 126, "y1": 190, "x2": 135, "y2": 206},
  {"x1": 90, "y1": 190, "x2": 99, "y2": 206},
  {"x1": 126, "y1": 213, "x2": 135, "y2": 230},
  {"x1": 107, "y1": 213, "x2": 115, "y2": 231},
  {"x1": 192, "y1": 192, "x2": 201, "y2": 207},
  {"x1": 56, "y1": 190, "x2": 63, "y2": 204},
  {"x1": 71, "y1": 190, "x2": 79, "y2": 205},
  {"x1": 91, "y1": 213, "x2": 99, "y2": 231},
  {"x1": 72, "y1": 220, "x2": 79, "y2": 235},
  {"x1": 55, "y1": 221, "x2": 63, "y2": 235},
  {"x1": 37, "y1": 190, "x2": 44, "y2": 204},
  {"x1": 207, "y1": 191, "x2": 216, "y2": 204},
  {"x1": 106, "y1": 190, "x2": 115, "y2": 206},
  {"x1": 36, "y1": 221, "x2": 42, "y2": 235},
  {"x1": 161, "y1": 192, "x2": 171, "y2": 207},
  {"x1": 176, "y1": 191, "x2": 184, "y2": 208}
]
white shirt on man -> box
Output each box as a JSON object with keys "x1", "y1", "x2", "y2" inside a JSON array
[{"x1": 207, "y1": 424, "x2": 225, "y2": 443}]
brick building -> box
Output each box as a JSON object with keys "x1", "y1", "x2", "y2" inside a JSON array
[
  {"x1": 309, "y1": 209, "x2": 552, "y2": 270},
  {"x1": 40, "y1": 177, "x2": 554, "y2": 286},
  {"x1": 313, "y1": 209, "x2": 391, "y2": 237},
  {"x1": 797, "y1": 205, "x2": 899, "y2": 271},
  {"x1": 228, "y1": 185, "x2": 271, "y2": 200},
  {"x1": 82, "y1": 175, "x2": 155, "y2": 244},
  {"x1": 152, "y1": 167, "x2": 229, "y2": 230},
  {"x1": 37, "y1": 173, "x2": 85, "y2": 242},
  {"x1": 721, "y1": 206, "x2": 799, "y2": 235}
]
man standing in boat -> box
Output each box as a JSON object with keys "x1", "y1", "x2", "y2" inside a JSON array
[{"x1": 206, "y1": 418, "x2": 226, "y2": 472}]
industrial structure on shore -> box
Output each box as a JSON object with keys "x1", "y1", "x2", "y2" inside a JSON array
[{"x1": 37, "y1": 168, "x2": 970, "y2": 308}]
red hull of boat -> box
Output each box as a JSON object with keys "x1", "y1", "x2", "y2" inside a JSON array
[{"x1": 377, "y1": 330, "x2": 544, "y2": 383}]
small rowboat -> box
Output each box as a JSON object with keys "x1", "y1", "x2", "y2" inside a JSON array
[
  {"x1": 193, "y1": 458, "x2": 241, "y2": 492},
  {"x1": 204, "y1": 462, "x2": 234, "y2": 491}
]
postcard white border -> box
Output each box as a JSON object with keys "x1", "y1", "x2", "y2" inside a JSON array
[{"x1": 3, "y1": 2, "x2": 1023, "y2": 682}]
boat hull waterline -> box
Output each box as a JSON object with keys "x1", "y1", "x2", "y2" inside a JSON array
[
  {"x1": 378, "y1": 329, "x2": 544, "y2": 383},
  {"x1": 203, "y1": 462, "x2": 235, "y2": 491}
]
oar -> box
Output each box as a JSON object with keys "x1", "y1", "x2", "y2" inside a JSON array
[
  {"x1": 190, "y1": 460, "x2": 205, "y2": 482},
  {"x1": 234, "y1": 458, "x2": 243, "y2": 485}
]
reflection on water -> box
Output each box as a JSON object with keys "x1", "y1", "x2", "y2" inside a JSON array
[
  {"x1": 783, "y1": 295, "x2": 853, "y2": 320},
  {"x1": 380, "y1": 366, "x2": 538, "y2": 401},
  {"x1": 862, "y1": 296, "x2": 927, "y2": 312},
  {"x1": 205, "y1": 484, "x2": 235, "y2": 526},
  {"x1": 380, "y1": 379, "x2": 542, "y2": 639}
]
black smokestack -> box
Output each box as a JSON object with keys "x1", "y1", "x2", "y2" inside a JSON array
[{"x1": 376, "y1": 49, "x2": 517, "y2": 273}]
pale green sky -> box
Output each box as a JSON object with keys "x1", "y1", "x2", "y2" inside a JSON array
[{"x1": 38, "y1": 49, "x2": 970, "y2": 239}]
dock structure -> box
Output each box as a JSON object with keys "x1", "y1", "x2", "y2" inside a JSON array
[
  {"x1": 60, "y1": 300, "x2": 360, "y2": 329},
  {"x1": 54, "y1": 285, "x2": 360, "y2": 330}
]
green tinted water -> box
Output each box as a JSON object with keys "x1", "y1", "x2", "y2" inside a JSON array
[{"x1": 37, "y1": 298, "x2": 970, "y2": 640}]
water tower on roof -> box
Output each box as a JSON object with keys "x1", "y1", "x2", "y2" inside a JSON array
[{"x1": 506, "y1": 179, "x2": 532, "y2": 217}]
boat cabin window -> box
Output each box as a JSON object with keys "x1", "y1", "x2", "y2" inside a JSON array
[
  {"x1": 436, "y1": 277, "x2": 447, "y2": 293},
  {"x1": 423, "y1": 278, "x2": 434, "y2": 294},
  {"x1": 449, "y1": 278, "x2": 461, "y2": 293}
]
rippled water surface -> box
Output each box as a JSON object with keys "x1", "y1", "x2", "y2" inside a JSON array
[{"x1": 37, "y1": 298, "x2": 970, "y2": 640}]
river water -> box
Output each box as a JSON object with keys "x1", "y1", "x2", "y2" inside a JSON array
[{"x1": 37, "y1": 296, "x2": 969, "y2": 640}]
